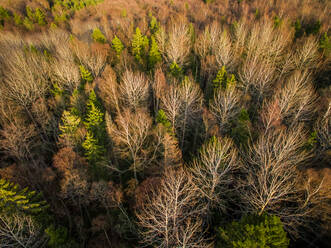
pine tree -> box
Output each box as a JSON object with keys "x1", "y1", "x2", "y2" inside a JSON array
[
  {"x1": 82, "y1": 130, "x2": 105, "y2": 164},
  {"x1": 84, "y1": 90, "x2": 105, "y2": 140},
  {"x1": 79, "y1": 65, "x2": 93, "y2": 83},
  {"x1": 156, "y1": 109, "x2": 173, "y2": 134},
  {"x1": 112, "y1": 35, "x2": 124, "y2": 58},
  {"x1": 149, "y1": 14, "x2": 159, "y2": 34},
  {"x1": 132, "y1": 27, "x2": 149, "y2": 63},
  {"x1": 148, "y1": 36, "x2": 161, "y2": 69},
  {"x1": 35, "y1": 8, "x2": 46, "y2": 25},
  {"x1": 217, "y1": 214, "x2": 289, "y2": 248},
  {"x1": 59, "y1": 110, "x2": 81, "y2": 146},
  {"x1": 169, "y1": 61, "x2": 182, "y2": 77},
  {"x1": 0, "y1": 178, "x2": 47, "y2": 214},
  {"x1": 92, "y1": 28, "x2": 107, "y2": 43}
]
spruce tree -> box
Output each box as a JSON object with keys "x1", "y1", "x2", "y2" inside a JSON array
[
  {"x1": 132, "y1": 27, "x2": 149, "y2": 63},
  {"x1": 59, "y1": 110, "x2": 82, "y2": 146},
  {"x1": 0, "y1": 178, "x2": 47, "y2": 214},
  {"x1": 148, "y1": 36, "x2": 161, "y2": 69},
  {"x1": 92, "y1": 28, "x2": 107, "y2": 43},
  {"x1": 79, "y1": 65, "x2": 93, "y2": 83},
  {"x1": 217, "y1": 214, "x2": 289, "y2": 248},
  {"x1": 112, "y1": 35, "x2": 124, "y2": 58}
]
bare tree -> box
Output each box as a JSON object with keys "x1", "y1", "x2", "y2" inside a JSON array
[
  {"x1": 106, "y1": 109, "x2": 161, "y2": 180},
  {"x1": 0, "y1": 213, "x2": 46, "y2": 248},
  {"x1": 315, "y1": 99, "x2": 331, "y2": 159},
  {"x1": 240, "y1": 125, "x2": 322, "y2": 237},
  {"x1": 190, "y1": 136, "x2": 238, "y2": 212},
  {"x1": 276, "y1": 70, "x2": 318, "y2": 126},
  {"x1": 0, "y1": 120, "x2": 38, "y2": 163},
  {"x1": 238, "y1": 56, "x2": 276, "y2": 98},
  {"x1": 209, "y1": 86, "x2": 242, "y2": 134},
  {"x1": 159, "y1": 78, "x2": 203, "y2": 151},
  {"x1": 293, "y1": 37, "x2": 320, "y2": 71},
  {"x1": 136, "y1": 167, "x2": 212, "y2": 248},
  {"x1": 118, "y1": 69, "x2": 150, "y2": 111},
  {"x1": 158, "y1": 20, "x2": 192, "y2": 68}
]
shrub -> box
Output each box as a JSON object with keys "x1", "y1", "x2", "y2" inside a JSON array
[
  {"x1": 92, "y1": 28, "x2": 107, "y2": 44},
  {"x1": 216, "y1": 214, "x2": 290, "y2": 248},
  {"x1": 169, "y1": 61, "x2": 182, "y2": 77}
]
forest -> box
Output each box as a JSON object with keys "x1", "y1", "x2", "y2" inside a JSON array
[{"x1": 0, "y1": 0, "x2": 330, "y2": 247}]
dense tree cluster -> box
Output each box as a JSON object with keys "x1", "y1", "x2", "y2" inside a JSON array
[{"x1": 0, "y1": 0, "x2": 330, "y2": 247}]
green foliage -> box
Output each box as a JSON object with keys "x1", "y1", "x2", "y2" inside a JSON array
[
  {"x1": 50, "y1": 83, "x2": 64, "y2": 97},
  {"x1": 149, "y1": 14, "x2": 159, "y2": 34},
  {"x1": 45, "y1": 225, "x2": 78, "y2": 248},
  {"x1": 0, "y1": 178, "x2": 47, "y2": 214},
  {"x1": 148, "y1": 36, "x2": 161, "y2": 69},
  {"x1": 169, "y1": 61, "x2": 183, "y2": 77},
  {"x1": 13, "y1": 13, "x2": 23, "y2": 25},
  {"x1": 231, "y1": 108, "x2": 251, "y2": 145},
  {"x1": 217, "y1": 214, "x2": 289, "y2": 248},
  {"x1": 0, "y1": 6, "x2": 10, "y2": 20},
  {"x1": 23, "y1": 17, "x2": 34, "y2": 30},
  {"x1": 112, "y1": 35, "x2": 124, "y2": 58},
  {"x1": 319, "y1": 32, "x2": 331, "y2": 55},
  {"x1": 82, "y1": 130, "x2": 105, "y2": 164},
  {"x1": 305, "y1": 20, "x2": 321, "y2": 35},
  {"x1": 121, "y1": 9, "x2": 127, "y2": 18},
  {"x1": 305, "y1": 131, "x2": 317, "y2": 150},
  {"x1": 84, "y1": 90, "x2": 105, "y2": 139},
  {"x1": 156, "y1": 109, "x2": 172, "y2": 133},
  {"x1": 294, "y1": 19, "x2": 304, "y2": 39},
  {"x1": 79, "y1": 65, "x2": 93, "y2": 83},
  {"x1": 213, "y1": 66, "x2": 236, "y2": 90},
  {"x1": 273, "y1": 15, "x2": 282, "y2": 28},
  {"x1": 92, "y1": 28, "x2": 107, "y2": 43},
  {"x1": 208, "y1": 66, "x2": 236, "y2": 100},
  {"x1": 26, "y1": 7, "x2": 47, "y2": 26},
  {"x1": 132, "y1": 27, "x2": 149, "y2": 63},
  {"x1": 59, "y1": 110, "x2": 82, "y2": 145}
]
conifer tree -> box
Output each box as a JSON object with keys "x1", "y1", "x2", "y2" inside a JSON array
[
  {"x1": 82, "y1": 130, "x2": 105, "y2": 165},
  {"x1": 59, "y1": 110, "x2": 82, "y2": 146},
  {"x1": 112, "y1": 35, "x2": 124, "y2": 58},
  {"x1": 0, "y1": 178, "x2": 47, "y2": 214},
  {"x1": 79, "y1": 65, "x2": 93, "y2": 83},
  {"x1": 132, "y1": 27, "x2": 149, "y2": 63},
  {"x1": 84, "y1": 90, "x2": 105, "y2": 140},
  {"x1": 156, "y1": 109, "x2": 173, "y2": 134},
  {"x1": 169, "y1": 61, "x2": 182, "y2": 77},
  {"x1": 92, "y1": 28, "x2": 107, "y2": 43},
  {"x1": 148, "y1": 36, "x2": 161, "y2": 69},
  {"x1": 217, "y1": 214, "x2": 289, "y2": 248}
]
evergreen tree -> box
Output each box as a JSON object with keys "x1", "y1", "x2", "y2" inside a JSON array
[
  {"x1": 0, "y1": 178, "x2": 47, "y2": 214},
  {"x1": 231, "y1": 108, "x2": 251, "y2": 145},
  {"x1": 92, "y1": 28, "x2": 107, "y2": 43},
  {"x1": 132, "y1": 27, "x2": 149, "y2": 63},
  {"x1": 156, "y1": 109, "x2": 173, "y2": 134},
  {"x1": 112, "y1": 35, "x2": 124, "y2": 58},
  {"x1": 217, "y1": 214, "x2": 289, "y2": 248},
  {"x1": 169, "y1": 61, "x2": 182, "y2": 78},
  {"x1": 148, "y1": 35, "x2": 161, "y2": 69},
  {"x1": 213, "y1": 66, "x2": 235, "y2": 91},
  {"x1": 79, "y1": 65, "x2": 93, "y2": 83},
  {"x1": 84, "y1": 90, "x2": 105, "y2": 140},
  {"x1": 59, "y1": 110, "x2": 82, "y2": 146},
  {"x1": 82, "y1": 130, "x2": 105, "y2": 164}
]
